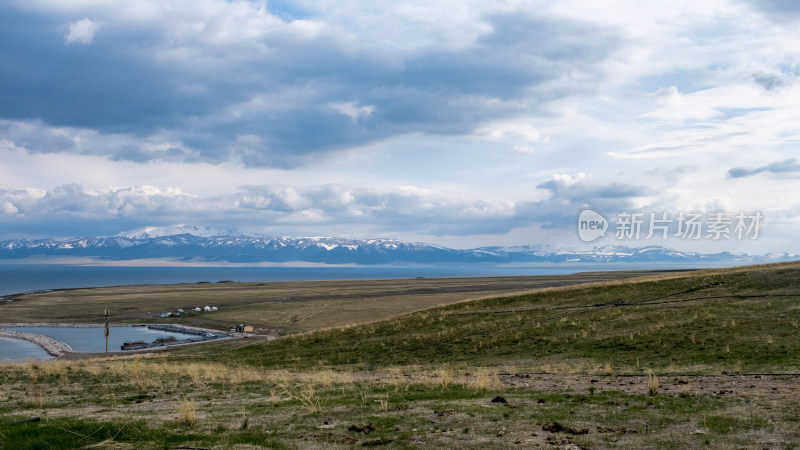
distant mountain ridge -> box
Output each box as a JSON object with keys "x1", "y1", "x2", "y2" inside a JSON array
[{"x1": 0, "y1": 225, "x2": 795, "y2": 265}]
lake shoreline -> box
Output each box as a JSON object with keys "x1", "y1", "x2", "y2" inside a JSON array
[
  {"x1": 0, "y1": 323, "x2": 233, "y2": 360},
  {"x1": 0, "y1": 329, "x2": 73, "y2": 357}
]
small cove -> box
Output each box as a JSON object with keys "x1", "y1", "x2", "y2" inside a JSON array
[
  {"x1": 0, "y1": 326, "x2": 213, "y2": 361},
  {"x1": 0, "y1": 336, "x2": 52, "y2": 361}
]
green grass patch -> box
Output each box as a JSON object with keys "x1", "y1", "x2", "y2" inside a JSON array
[{"x1": 212, "y1": 262, "x2": 800, "y2": 374}]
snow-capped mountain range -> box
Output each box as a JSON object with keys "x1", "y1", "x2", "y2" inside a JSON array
[{"x1": 0, "y1": 225, "x2": 795, "y2": 265}]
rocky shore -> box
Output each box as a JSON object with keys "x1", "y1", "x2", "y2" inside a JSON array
[{"x1": 0, "y1": 329, "x2": 73, "y2": 357}]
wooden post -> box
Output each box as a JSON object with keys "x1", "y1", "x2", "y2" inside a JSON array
[{"x1": 104, "y1": 309, "x2": 109, "y2": 357}]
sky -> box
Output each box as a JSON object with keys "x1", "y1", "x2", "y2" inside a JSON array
[{"x1": 1, "y1": 0, "x2": 800, "y2": 253}]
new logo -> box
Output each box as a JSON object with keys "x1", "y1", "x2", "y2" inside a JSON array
[{"x1": 578, "y1": 209, "x2": 608, "y2": 242}]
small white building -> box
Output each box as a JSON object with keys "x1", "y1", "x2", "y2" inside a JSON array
[
  {"x1": 194, "y1": 307, "x2": 202, "y2": 312},
  {"x1": 203, "y1": 306, "x2": 212, "y2": 312}
]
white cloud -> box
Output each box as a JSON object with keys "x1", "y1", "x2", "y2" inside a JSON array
[
  {"x1": 0, "y1": 201, "x2": 18, "y2": 215},
  {"x1": 65, "y1": 18, "x2": 100, "y2": 45},
  {"x1": 477, "y1": 119, "x2": 551, "y2": 155},
  {"x1": 331, "y1": 102, "x2": 375, "y2": 122}
]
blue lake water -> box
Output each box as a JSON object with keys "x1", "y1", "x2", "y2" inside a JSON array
[
  {"x1": 4, "y1": 326, "x2": 207, "y2": 355},
  {"x1": 0, "y1": 336, "x2": 52, "y2": 362}
]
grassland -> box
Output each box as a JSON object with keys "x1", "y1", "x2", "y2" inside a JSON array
[
  {"x1": 1, "y1": 262, "x2": 800, "y2": 448},
  {"x1": 0, "y1": 270, "x2": 662, "y2": 333}
]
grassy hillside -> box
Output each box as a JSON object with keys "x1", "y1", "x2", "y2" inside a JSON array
[
  {"x1": 1, "y1": 270, "x2": 659, "y2": 332},
  {"x1": 216, "y1": 261, "x2": 800, "y2": 374},
  {"x1": 1, "y1": 262, "x2": 799, "y2": 449}
]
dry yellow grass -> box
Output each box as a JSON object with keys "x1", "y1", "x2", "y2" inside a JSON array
[
  {"x1": 40, "y1": 360, "x2": 68, "y2": 380},
  {"x1": 471, "y1": 369, "x2": 502, "y2": 391},
  {"x1": 178, "y1": 399, "x2": 197, "y2": 426},
  {"x1": 647, "y1": 371, "x2": 659, "y2": 396},
  {"x1": 436, "y1": 367, "x2": 453, "y2": 388},
  {"x1": 23, "y1": 360, "x2": 39, "y2": 382},
  {"x1": 282, "y1": 384, "x2": 320, "y2": 413}
]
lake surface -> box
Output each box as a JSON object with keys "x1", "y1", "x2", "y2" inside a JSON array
[
  {"x1": 2, "y1": 326, "x2": 208, "y2": 358},
  {"x1": 0, "y1": 336, "x2": 52, "y2": 362}
]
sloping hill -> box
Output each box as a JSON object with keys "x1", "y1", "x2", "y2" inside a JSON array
[{"x1": 225, "y1": 261, "x2": 800, "y2": 374}]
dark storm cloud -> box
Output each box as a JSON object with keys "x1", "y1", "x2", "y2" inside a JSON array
[
  {"x1": 0, "y1": 8, "x2": 222, "y2": 133},
  {"x1": 0, "y1": 4, "x2": 623, "y2": 167}
]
